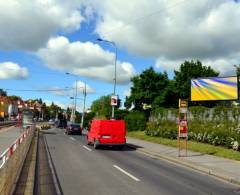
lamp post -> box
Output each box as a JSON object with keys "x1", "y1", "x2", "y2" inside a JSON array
[
  {"x1": 66, "y1": 72, "x2": 78, "y2": 122},
  {"x1": 97, "y1": 38, "x2": 117, "y2": 119},
  {"x1": 69, "y1": 82, "x2": 86, "y2": 129},
  {"x1": 80, "y1": 83, "x2": 86, "y2": 129}
]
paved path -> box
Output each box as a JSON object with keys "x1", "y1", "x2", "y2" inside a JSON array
[
  {"x1": 43, "y1": 128, "x2": 239, "y2": 195},
  {"x1": 127, "y1": 137, "x2": 240, "y2": 185},
  {"x1": 0, "y1": 126, "x2": 22, "y2": 154}
]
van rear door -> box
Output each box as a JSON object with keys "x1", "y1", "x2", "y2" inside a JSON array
[{"x1": 99, "y1": 120, "x2": 126, "y2": 144}]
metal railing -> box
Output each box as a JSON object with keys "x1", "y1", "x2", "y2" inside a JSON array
[{"x1": 0, "y1": 126, "x2": 35, "y2": 195}]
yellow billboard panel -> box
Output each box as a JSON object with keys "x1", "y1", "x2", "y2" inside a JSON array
[{"x1": 191, "y1": 76, "x2": 238, "y2": 101}]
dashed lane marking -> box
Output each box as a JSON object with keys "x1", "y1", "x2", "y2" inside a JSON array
[
  {"x1": 83, "y1": 145, "x2": 92, "y2": 151},
  {"x1": 113, "y1": 165, "x2": 140, "y2": 182}
]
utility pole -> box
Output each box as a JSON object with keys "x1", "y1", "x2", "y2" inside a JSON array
[
  {"x1": 80, "y1": 83, "x2": 86, "y2": 129},
  {"x1": 66, "y1": 73, "x2": 78, "y2": 123},
  {"x1": 97, "y1": 38, "x2": 117, "y2": 119}
]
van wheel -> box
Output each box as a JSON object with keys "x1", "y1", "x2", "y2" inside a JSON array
[{"x1": 94, "y1": 140, "x2": 99, "y2": 149}]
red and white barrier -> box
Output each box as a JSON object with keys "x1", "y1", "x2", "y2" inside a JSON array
[{"x1": 0, "y1": 126, "x2": 34, "y2": 169}]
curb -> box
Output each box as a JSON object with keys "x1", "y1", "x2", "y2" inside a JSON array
[
  {"x1": 12, "y1": 129, "x2": 38, "y2": 195},
  {"x1": 43, "y1": 134, "x2": 63, "y2": 195},
  {"x1": 127, "y1": 144, "x2": 240, "y2": 186},
  {"x1": 23, "y1": 129, "x2": 38, "y2": 195}
]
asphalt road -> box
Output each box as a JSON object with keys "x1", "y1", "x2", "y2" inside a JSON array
[
  {"x1": 0, "y1": 126, "x2": 22, "y2": 154},
  {"x1": 44, "y1": 128, "x2": 240, "y2": 195}
]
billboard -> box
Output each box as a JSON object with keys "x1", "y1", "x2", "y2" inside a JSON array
[{"x1": 191, "y1": 76, "x2": 238, "y2": 101}]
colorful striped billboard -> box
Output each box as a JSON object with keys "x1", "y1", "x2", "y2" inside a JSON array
[{"x1": 191, "y1": 76, "x2": 238, "y2": 101}]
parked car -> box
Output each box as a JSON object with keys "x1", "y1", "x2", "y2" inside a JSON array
[
  {"x1": 66, "y1": 123, "x2": 82, "y2": 135},
  {"x1": 86, "y1": 119, "x2": 126, "y2": 149}
]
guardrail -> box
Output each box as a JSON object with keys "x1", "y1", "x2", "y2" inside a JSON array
[{"x1": 0, "y1": 125, "x2": 35, "y2": 195}]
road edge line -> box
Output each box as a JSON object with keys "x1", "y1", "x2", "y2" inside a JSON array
[{"x1": 43, "y1": 135, "x2": 63, "y2": 195}]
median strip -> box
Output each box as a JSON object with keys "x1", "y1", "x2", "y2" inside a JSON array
[
  {"x1": 113, "y1": 165, "x2": 140, "y2": 182},
  {"x1": 83, "y1": 145, "x2": 92, "y2": 151}
]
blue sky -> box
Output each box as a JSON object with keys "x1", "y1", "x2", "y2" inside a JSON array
[
  {"x1": 0, "y1": 13, "x2": 154, "y2": 110},
  {"x1": 0, "y1": 0, "x2": 239, "y2": 111}
]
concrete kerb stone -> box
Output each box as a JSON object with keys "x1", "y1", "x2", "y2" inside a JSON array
[
  {"x1": 12, "y1": 129, "x2": 39, "y2": 195},
  {"x1": 127, "y1": 144, "x2": 240, "y2": 186},
  {"x1": 24, "y1": 130, "x2": 38, "y2": 195}
]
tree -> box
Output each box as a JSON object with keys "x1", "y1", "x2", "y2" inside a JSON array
[
  {"x1": 125, "y1": 67, "x2": 169, "y2": 111},
  {"x1": 234, "y1": 64, "x2": 240, "y2": 76},
  {"x1": 173, "y1": 60, "x2": 219, "y2": 99},
  {"x1": 0, "y1": 89, "x2": 7, "y2": 96},
  {"x1": 152, "y1": 80, "x2": 179, "y2": 108},
  {"x1": 91, "y1": 95, "x2": 112, "y2": 119},
  {"x1": 8, "y1": 95, "x2": 21, "y2": 101}
]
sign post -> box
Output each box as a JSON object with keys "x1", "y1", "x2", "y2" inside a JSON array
[{"x1": 178, "y1": 99, "x2": 188, "y2": 157}]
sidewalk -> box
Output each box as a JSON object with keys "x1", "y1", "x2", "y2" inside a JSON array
[
  {"x1": 127, "y1": 137, "x2": 240, "y2": 185},
  {"x1": 0, "y1": 126, "x2": 22, "y2": 154}
]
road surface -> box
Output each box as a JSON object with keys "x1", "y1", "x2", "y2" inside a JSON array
[
  {"x1": 44, "y1": 128, "x2": 240, "y2": 195},
  {"x1": 0, "y1": 126, "x2": 22, "y2": 154}
]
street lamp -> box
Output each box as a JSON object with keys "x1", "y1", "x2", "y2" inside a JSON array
[
  {"x1": 66, "y1": 72, "x2": 78, "y2": 122},
  {"x1": 69, "y1": 83, "x2": 86, "y2": 129},
  {"x1": 97, "y1": 38, "x2": 117, "y2": 119}
]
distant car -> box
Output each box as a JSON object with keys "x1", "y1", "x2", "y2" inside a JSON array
[
  {"x1": 48, "y1": 119, "x2": 55, "y2": 125},
  {"x1": 66, "y1": 123, "x2": 82, "y2": 135}
]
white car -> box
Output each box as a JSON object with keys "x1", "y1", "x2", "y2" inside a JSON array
[{"x1": 48, "y1": 119, "x2": 55, "y2": 125}]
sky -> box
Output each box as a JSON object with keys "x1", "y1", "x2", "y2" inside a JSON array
[{"x1": 0, "y1": 0, "x2": 239, "y2": 111}]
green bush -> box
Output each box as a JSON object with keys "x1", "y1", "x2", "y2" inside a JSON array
[
  {"x1": 124, "y1": 111, "x2": 146, "y2": 131},
  {"x1": 146, "y1": 120, "x2": 178, "y2": 139},
  {"x1": 145, "y1": 119, "x2": 240, "y2": 151}
]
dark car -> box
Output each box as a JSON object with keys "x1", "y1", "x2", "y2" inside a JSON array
[{"x1": 66, "y1": 123, "x2": 82, "y2": 135}]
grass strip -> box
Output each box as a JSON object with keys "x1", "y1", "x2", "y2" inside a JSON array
[{"x1": 127, "y1": 131, "x2": 240, "y2": 161}]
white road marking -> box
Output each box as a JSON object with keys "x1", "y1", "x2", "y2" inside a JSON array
[
  {"x1": 83, "y1": 145, "x2": 92, "y2": 151},
  {"x1": 70, "y1": 137, "x2": 76, "y2": 141},
  {"x1": 113, "y1": 165, "x2": 140, "y2": 182}
]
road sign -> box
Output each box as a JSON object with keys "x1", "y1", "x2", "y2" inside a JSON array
[
  {"x1": 111, "y1": 95, "x2": 118, "y2": 106},
  {"x1": 179, "y1": 99, "x2": 188, "y2": 108}
]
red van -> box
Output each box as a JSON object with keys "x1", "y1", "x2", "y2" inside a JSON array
[{"x1": 87, "y1": 119, "x2": 126, "y2": 149}]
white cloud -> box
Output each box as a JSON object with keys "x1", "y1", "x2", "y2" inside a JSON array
[
  {"x1": 50, "y1": 81, "x2": 95, "y2": 97},
  {"x1": 38, "y1": 36, "x2": 135, "y2": 84},
  {"x1": 0, "y1": 0, "x2": 84, "y2": 51},
  {"x1": 91, "y1": 0, "x2": 240, "y2": 74},
  {"x1": 74, "y1": 81, "x2": 95, "y2": 94},
  {"x1": 123, "y1": 87, "x2": 131, "y2": 98},
  {"x1": 0, "y1": 62, "x2": 28, "y2": 79}
]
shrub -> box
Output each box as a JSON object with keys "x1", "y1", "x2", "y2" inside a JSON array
[
  {"x1": 145, "y1": 119, "x2": 240, "y2": 152},
  {"x1": 124, "y1": 111, "x2": 146, "y2": 131},
  {"x1": 146, "y1": 120, "x2": 177, "y2": 139}
]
